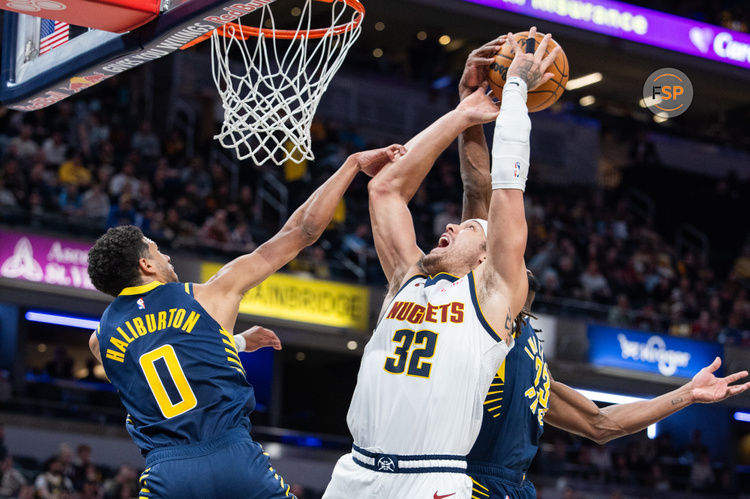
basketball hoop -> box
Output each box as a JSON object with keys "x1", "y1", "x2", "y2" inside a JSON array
[{"x1": 200, "y1": 0, "x2": 364, "y2": 166}]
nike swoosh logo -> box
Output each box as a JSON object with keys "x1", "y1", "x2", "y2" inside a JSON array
[{"x1": 434, "y1": 493, "x2": 456, "y2": 499}]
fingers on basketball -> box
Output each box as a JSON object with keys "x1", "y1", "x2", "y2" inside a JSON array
[
  {"x1": 535, "y1": 33, "x2": 551, "y2": 62},
  {"x1": 487, "y1": 30, "x2": 569, "y2": 112}
]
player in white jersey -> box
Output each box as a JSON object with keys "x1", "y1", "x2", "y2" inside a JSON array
[{"x1": 324, "y1": 28, "x2": 561, "y2": 499}]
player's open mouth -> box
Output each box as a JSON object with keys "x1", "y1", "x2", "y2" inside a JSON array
[{"x1": 438, "y1": 234, "x2": 450, "y2": 248}]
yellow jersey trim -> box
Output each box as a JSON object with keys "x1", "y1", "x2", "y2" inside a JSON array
[{"x1": 119, "y1": 281, "x2": 165, "y2": 296}]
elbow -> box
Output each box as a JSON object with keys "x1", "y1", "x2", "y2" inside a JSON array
[
  {"x1": 296, "y1": 223, "x2": 319, "y2": 248},
  {"x1": 587, "y1": 413, "x2": 623, "y2": 445},
  {"x1": 280, "y1": 219, "x2": 318, "y2": 250},
  {"x1": 590, "y1": 430, "x2": 611, "y2": 446}
]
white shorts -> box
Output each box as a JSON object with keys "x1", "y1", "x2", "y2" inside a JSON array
[{"x1": 323, "y1": 453, "x2": 473, "y2": 499}]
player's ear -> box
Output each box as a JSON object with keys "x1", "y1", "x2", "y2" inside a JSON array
[{"x1": 138, "y1": 256, "x2": 156, "y2": 275}]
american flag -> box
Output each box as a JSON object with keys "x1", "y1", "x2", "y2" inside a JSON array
[{"x1": 39, "y1": 19, "x2": 69, "y2": 55}]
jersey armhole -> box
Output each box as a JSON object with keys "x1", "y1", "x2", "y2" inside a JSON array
[
  {"x1": 374, "y1": 274, "x2": 427, "y2": 329},
  {"x1": 183, "y1": 282, "x2": 193, "y2": 296},
  {"x1": 468, "y1": 271, "x2": 506, "y2": 345}
]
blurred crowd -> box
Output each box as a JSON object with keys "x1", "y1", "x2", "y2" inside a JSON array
[
  {"x1": 0, "y1": 422, "x2": 737, "y2": 499},
  {"x1": 0, "y1": 91, "x2": 748, "y2": 345},
  {"x1": 532, "y1": 428, "x2": 739, "y2": 498},
  {"x1": 524, "y1": 188, "x2": 750, "y2": 345}
]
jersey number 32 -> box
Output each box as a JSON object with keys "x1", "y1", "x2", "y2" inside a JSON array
[{"x1": 384, "y1": 329, "x2": 438, "y2": 378}]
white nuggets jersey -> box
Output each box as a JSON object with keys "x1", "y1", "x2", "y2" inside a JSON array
[{"x1": 347, "y1": 271, "x2": 514, "y2": 456}]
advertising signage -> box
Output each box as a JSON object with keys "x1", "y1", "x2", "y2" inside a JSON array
[
  {"x1": 0, "y1": 229, "x2": 95, "y2": 291},
  {"x1": 202, "y1": 262, "x2": 370, "y2": 331},
  {"x1": 588, "y1": 325, "x2": 722, "y2": 378},
  {"x1": 462, "y1": 0, "x2": 750, "y2": 71}
]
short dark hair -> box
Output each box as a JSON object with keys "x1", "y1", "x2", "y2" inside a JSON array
[{"x1": 88, "y1": 226, "x2": 148, "y2": 297}]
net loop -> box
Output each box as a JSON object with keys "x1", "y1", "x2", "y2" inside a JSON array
[{"x1": 210, "y1": 0, "x2": 363, "y2": 165}]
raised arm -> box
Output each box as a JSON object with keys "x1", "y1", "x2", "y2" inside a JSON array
[
  {"x1": 194, "y1": 145, "x2": 404, "y2": 331},
  {"x1": 368, "y1": 89, "x2": 500, "y2": 292},
  {"x1": 544, "y1": 358, "x2": 750, "y2": 444},
  {"x1": 476, "y1": 28, "x2": 560, "y2": 336},
  {"x1": 458, "y1": 36, "x2": 506, "y2": 221}
]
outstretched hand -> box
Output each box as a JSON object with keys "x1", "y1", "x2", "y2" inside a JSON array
[
  {"x1": 691, "y1": 357, "x2": 750, "y2": 403},
  {"x1": 506, "y1": 26, "x2": 560, "y2": 91},
  {"x1": 459, "y1": 35, "x2": 508, "y2": 100},
  {"x1": 456, "y1": 85, "x2": 500, "y2": 125},
  {"x1": 239, "y1": 325, "x2": 282, "y2": 352},
  {"x1": 354, "y1": 144, "x2": 408, "y2": 177}
]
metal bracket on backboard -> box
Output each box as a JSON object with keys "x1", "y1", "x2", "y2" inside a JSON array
[{"x1": 0, "y1": 0, "x2": 276, "y2": 111}]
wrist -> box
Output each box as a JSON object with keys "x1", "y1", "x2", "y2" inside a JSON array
[
  {"x1": 502, "y1": 77, "x2": 528, "y2": 102},
  {"x1": 345, "y1": 154, "x2": 363, "y2": 172},
  {"x1": 234, "y1": 334, "x2": 246, "y2": 352},
  {"x1": 681, "y1": 381, "x2": 697, "y2": 404},
  {"x1": 451, "y1": 109, "x2": 475, "y2": 129},
  {"x1": 458, "y1": 87, "x2": 474, "y2": 101}
]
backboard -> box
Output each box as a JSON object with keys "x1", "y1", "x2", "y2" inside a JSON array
[{"x1": 0, "y1": 0, "x2": 278, "y2": 111}]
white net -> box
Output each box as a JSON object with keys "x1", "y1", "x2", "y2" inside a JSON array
[{"x1": 210, "y1": 0, "x2": 363, "y2": 166}]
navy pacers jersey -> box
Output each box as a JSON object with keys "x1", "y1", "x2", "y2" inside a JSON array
[
  {"x1": 468, "y1": 319, "x2": 548, "y2": 475},
  {"x1": 97, "y1": 281, "x2": 255, "y2": 455}
]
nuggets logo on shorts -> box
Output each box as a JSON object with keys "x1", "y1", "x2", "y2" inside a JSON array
[{"x1": 377, "y1": 457, "x2": 396, "y2": 472}]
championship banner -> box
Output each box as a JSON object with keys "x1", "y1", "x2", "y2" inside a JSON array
[
  {"x1": 201, "y1": 262, "x2": 370, "y2": 331},
  {"x1": 588, "y1": 325, "x2": 723, "y2": 378},
  {"x1": 0, "y1": 229, "x2": 94, "y2": 290},
  {"x1": 463, "y1": 0, "x2": 750, "y2": 71}
]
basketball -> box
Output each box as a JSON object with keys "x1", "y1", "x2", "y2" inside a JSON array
[{"x1": 488, "y1": 31, "x2": 569, "y2": 112}]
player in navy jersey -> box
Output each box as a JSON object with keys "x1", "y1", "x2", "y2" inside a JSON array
[
  {"x1": 457, "y1": 35, "x2": 750, "y2": 499},
  {"x1": 86, "y1": 144, "x2": 405, "y2": 499}
]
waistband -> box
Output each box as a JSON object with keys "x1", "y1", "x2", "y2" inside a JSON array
[
  {"x1": 467, "y1": 461, "x2": 527, "y2": 486},
  {"x1": 146, "y1": 428, "x2": 252, "y2": 466},
  {"x1": 351, "y1": 444, "x2": 467, "y2": 474}
]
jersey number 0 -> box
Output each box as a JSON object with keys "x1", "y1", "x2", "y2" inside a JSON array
[
  {"x1": 139, "y1": 345, "x2": 198, "y2": 418},
  {"x1": 384, "y1": 329, "x2": 438, "y2": 378}
]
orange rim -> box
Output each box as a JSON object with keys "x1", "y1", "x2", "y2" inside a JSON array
[{"x1": 181, "y1": 0, "x2": 364, "y2": 50}]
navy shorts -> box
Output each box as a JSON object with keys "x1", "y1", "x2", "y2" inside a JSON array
[
  {"x1": 468, "y1": 463, "x2": 536, "y2": 499},
  {"x1": 139, "y1": 428, "x2": 295, "y2": 499}
]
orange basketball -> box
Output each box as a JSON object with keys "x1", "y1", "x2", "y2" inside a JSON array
[{"x1": 488, "y1": 31, "x2": 569, "y2": 112}]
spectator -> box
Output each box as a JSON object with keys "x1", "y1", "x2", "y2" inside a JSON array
[
  {"x1": 34, "y1": 459, "x2": 74, "y2": 499},
  {"x1": 45, "y1": 346, "x2": 74, "y2": 379},
  {"x1": 81, "y1": 182, "x2": 111, "y2": 223},
  {"x1": 17, "y1": 484, "x2": 36, "y2": 499},
  {"x1": 200, "y1": 209, "x2": 231, "y2": 248},
  {"x1": 229, "y1": 221, "x2": 256, "y2": 253},
  {"x1": 109, "y1": 162, "x2": 140, "y2": 199},
  {"x1": 580, "y1": 261, "x2": 611, "y2": 302},
  {"x1": 58, "y1": 151, "x2": 92, "y2": 187},
  {"x1": 0, "y1": 455, "x2": 26, "y2": 497},
  {"x1": 689, "y1": 451, "x2": 715, "y2": 491},
  {"x1": 41, "y1": 131, "x2": 67, "y2": 166},
  {"x1": 0, "y1": 179, "x2": 17, "y2": 208},
  {"x1": 58, "y1": 184, "x2": 83, "y2": 218},
  {"x1": 102, "y1": 464, "x2": 138, "y2": 499},
  {"x1": 72, "y1": 445, "x2": 96, "y2": 491},
  {"x1": 107, "y1": 196, "x2": 137, "y2": 227},
  {"x1": 608, "y1": 294, "x2": 633, "y2": 327},
  {"x1": 650, "y1": 464, "x2": 670, "y2": 491},
  {"x1": 8, "y1": 124, "x2": 38, "y2": 163},
  {"x1": 131, "y1": 121, "x2": 160, "y2": 159},
  {"x1": 342, "y1": 223, "x2": 375, "y2": 260}
]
